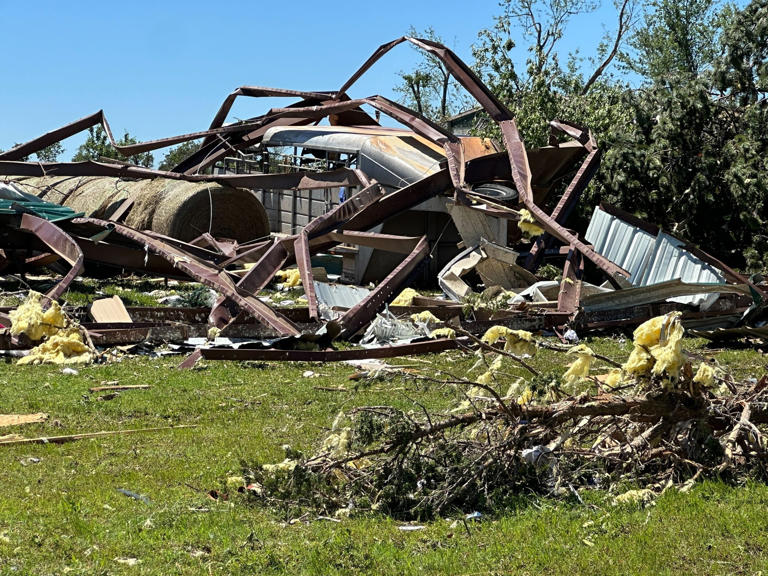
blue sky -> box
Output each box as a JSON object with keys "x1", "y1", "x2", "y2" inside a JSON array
[{"x1": 0, "y1": 0, "x2": 628, "y2": 161}]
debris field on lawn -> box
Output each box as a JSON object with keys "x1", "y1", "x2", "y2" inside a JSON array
[{"x1": 1, "y1": 37, "x2": 767, "y2": 509}]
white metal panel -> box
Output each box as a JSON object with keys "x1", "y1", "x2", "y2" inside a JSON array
[{"x1": 585, "y1": 207, "x2": 725, "y2": 308}]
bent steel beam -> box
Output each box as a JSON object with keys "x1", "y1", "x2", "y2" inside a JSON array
[
  {"x1": 18, "y1": 214, "x2": 84, "y2": 303},
  {"x1": 74, "y1": 218, "x2": 299, "y2": 336},
  {"x1": 339, "y1": 235, "x2": 429, "y2": 338}
]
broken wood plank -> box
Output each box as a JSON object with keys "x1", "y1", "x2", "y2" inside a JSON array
[
  {"x1": 89, "y1": 295, "x2": 132, "y2": 323},
  {"x1": 0, "y1": 413, "x2": 48, "y2": 427},
  {"x1": 0, "y1": 424, "x2": 197, "y2": 446},
  {"x1": 88, "y1": 384, "x2": 151, "y2": 393}
]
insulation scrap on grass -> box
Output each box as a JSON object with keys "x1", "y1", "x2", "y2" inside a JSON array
[
  {"x1": 322, "y1": 428, "x2": 352, "y2": 458},
  {"x1": 18, "y1": 327, "x2": 93, "y2": 365},
  {"x1": 613, "y1": 488, "x2": 656, "y2": 507},
  {"x1": 9, "y1": 291, "x2": 67, "y2": 341},
  {"x1": 10, "y1": 291, "x2": 93, "y2": 365},
  {"x1": 481, "y1": 326, "x2": 537, "y2": 356},
  {"x1": 622, "y1": 312, "x2": 686, "y2": 383},
  {"x1": 561, "y1": 344, "x2": 595, "y2": 395}
]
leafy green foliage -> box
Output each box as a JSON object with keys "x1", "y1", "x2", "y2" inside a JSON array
[
  {"x1": 461, "y1": 0, "x2": 767, "y2": 272},
  {"x1": 158, "y1": 139, "x2": 201, "y2": 171},
  {"x1": 393, "y1": 27, "x2": 468, "y2": 125},
  {"x1": 596, "y1": 0, "x2": 768, "y2": 271},
  {"x1": 35, "y1": 142, "x2": 64, "y2": 162},
  {"x1": 0, "y1": 334, "x2": 767, "y2": 571},
  {"x1": 471, "y1": 0, "x2": 634, "y2": 146},
  {"x1": 623, "y1": 0, "x2": 720, "y2": 82},
  {"x1": 72, "y1": 125, "x2": 154, "y2": 167}
]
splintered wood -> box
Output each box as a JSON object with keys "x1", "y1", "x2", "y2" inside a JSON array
[{"x1": 0, "y1": 413, "x2": 48, "y2": 427}]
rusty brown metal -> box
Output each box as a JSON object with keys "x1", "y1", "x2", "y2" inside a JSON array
[
  {"x1": 18, "y1": 214, "x2": 84, "y2": 303},
  {"x1": 210, "y1": 182, "x2": 386, "y2": 327},
  {"x1": 326, "y1": 231, "x2": 422, "y2": 253},
  {"x1": 525, "y1": 126, "x2": 603, "y2": 269},
  {"x1": 0, "y1": 111, "x2": 106, "y2": 161},
  {"x1": 73, "y1": 235, "x2": 185, "y2": 278},
  {"x1": 209, "y1": 238, "x2": 291, "y2": 328},
  {"x1": 0, "y1": 35, "x2": 687, "y2": 353},
  {"x1": 74, "y1": 217, "x2": 300, "y2": 336},
  {"x1": 303, "y1": 182, "x2": 384, "y2": 238},
  {"x1": 195, "y1": 337, "x2": 460, "y2": 363},
  {"x1": 338, "y1": 37, "x2": 513, "y2": 122},
  {"x1": 557, "y1": 246, "x2": 584, "y2": 314},
  {"x1": 339, "y1": 235, "x2": 429, "y2": 337},
  {"x1": 294, "y1": 232, "x2": 317, "y2": 320},
  {"x1": 498, "y1": 120, "x2": 627, "y2": 281}
]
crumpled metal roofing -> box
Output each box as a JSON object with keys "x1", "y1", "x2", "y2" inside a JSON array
[{"x1": 585, "y1": 206, "x2": 725, "y2": 308}]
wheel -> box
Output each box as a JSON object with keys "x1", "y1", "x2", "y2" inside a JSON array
[{"x1": 471, "y1": 182, "x2": 519, "y2": 204}]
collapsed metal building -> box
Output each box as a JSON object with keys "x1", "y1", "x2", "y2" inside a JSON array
[{"x1": 0, "y1": 37, "x2": 763, "y2": 363}]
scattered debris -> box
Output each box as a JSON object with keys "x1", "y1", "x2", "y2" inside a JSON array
[
  {"x1": 116, "y1": 488, "x2": 151, "y2": 505},
  {"x1": 88, "y1": 384, "x2": 151, "y2": 393},
  {"x1": 0, "y1": 39, "x2": 765, "y2": 526},
  {"x1": 237, "y1": 312, "x2": 768, "y2": 520},
  {"x1": 613, "y1": 489, "x2": 656, "y2": 507},
  {"x1": 0, "y1": 36, "x2": 761, "y2": 367},
  {"x1": 0, "y1": 425, "x2": 196, "y2": 446},
  {"x1": 89, "y1": 295, "x2": 132, "y2": 323},
  {"x1": 0, "y1": 413, "x2": 48, "y2": 427},
  {"x1": 397, "y1": 525, "x2": 426, "y2": 531}
]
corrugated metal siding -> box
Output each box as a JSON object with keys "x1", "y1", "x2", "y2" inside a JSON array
[
  {"x1": 585, "y1": 208, "x2": 656, "y2": 280},
  {"x1": 585, "y1": 207, "x2": 725, "y2": 308}
]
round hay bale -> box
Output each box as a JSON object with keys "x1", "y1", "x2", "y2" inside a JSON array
[{"x1": 10, "y1": 176, "x2": 270, "y2": 244}]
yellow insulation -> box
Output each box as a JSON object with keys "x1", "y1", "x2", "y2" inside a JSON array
[
  {"x1": 650, "y1": 314, "x2": 685, "y2": 379},
  {"x1": 693, "y1": 363, "x2": 716, "y2": 388},
  {"x1": 11, "y1": 291, "x2": 93, "y2": 366},
  {"x1": 18, "y1": 328, "x2": 93, "y2": 366},
  {"x1": 410, "y1": 310, "x2": 441, "y2": 325},
  {"x1": 481, "y1": 326, "x2": 536, "y2": 356},
  {"x1": 602, "y1": 368, "x2": 624, "y2": 388},
  {"x1": 622, "y1": 312, "x2": 686, "y2": 382},
  {"x1": 518, "y1": 209, "x2": 544, "y2": 238},
  {"x1": 623, "y1": 346, "x2": 655, "y2": 375},
  {"x1": 322, "y1": 428, "x2": 352, "y2": 458},
  {"x1": 9, "y1": 292, "x2": 67, "y2": 341},
  {"x1": 275, "y1": 269, "x2": 302, "y2": 288},
  {"x1": 429, "y1": 327, "x2": 456, "y2": 339},
  {"x1": 391, "y1": 288, "x2": 421, "y2": 306},
  {"x1": 561, "y1": 344, "x2": 595, "y2": 394}
]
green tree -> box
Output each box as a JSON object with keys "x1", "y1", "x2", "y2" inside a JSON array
[
  {"x1": 158, "y1": 140, "x2": 201, "y2": 171},
  {"x1": 623, "y1": 0, "x2": 720, "y2": 82},
  {"x1": 597, "y1": 0, "x2": 768, "y2": 271},
  {"x1": 471, "y1": 0, "x2": 637, "y2": 146},
  {"x1": 35, "y1": 142, "x2": 64, "y2": 162},
  {"x1": 72, "y1": 125, "x2": 153, "y2": 168},
  {"x1": 394, "y1": 26, "x2": 466, "y2": 125}
]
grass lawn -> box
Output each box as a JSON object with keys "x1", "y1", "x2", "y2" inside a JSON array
[{"x1": 1, "y1": 337, "x2": 767, "y2": 574}]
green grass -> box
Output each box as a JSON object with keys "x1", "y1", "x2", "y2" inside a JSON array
[{"x1": 0, "y1": 338, "x2": 766, "y2": 574}]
